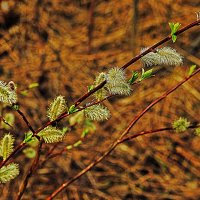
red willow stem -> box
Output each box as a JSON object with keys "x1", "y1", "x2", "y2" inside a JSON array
[
  {"x1": 16, "y1": 109, "x2": 35, "y2": 133},
  {"x1": 0, "y1": 19, "x2": 199, "y2": 169},
  {"x1": 119, "y1": 124, "x2": 199, "y2": 144},
  {"x1": 16, "y1": 141, "x2": 43, "y2": 200},
  {"x1": 0, "y1": 116, "x2": 13, "y2": 129},
  {"x1": 39, "y1": 124, "x2": 199, "y2": 167},
  {"x1": 46, "y1": 68, "x2": 200, "y2": 200}
]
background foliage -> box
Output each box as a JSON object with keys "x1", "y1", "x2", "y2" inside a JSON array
[{"x1": 0, "y1": 0, "x2": 199, "y2": 199}]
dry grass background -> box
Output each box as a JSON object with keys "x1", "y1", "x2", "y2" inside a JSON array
[{"x1": 0, "y1": 0, "x2": 200, "y2": 199}]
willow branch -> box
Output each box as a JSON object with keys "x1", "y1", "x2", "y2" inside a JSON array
[
  {"x1": 119, "y1": 124, "x2": 199, "y2": 144},
  {"x1": 74, "y1": 19, "x2": 200, "y2": 107},
  {"x1": 121, "y1": 19, "x2": 200, "y2": 70},
  {"x1": 46, "y1": 68, "x2": 200, "y2": 200}
]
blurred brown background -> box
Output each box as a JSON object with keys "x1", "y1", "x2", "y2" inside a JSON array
[{"x1": 0, "y1": 0, "x2": 200, "y2": 199}]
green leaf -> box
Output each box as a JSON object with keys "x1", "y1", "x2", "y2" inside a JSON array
[
  {"x1": 20, "y1": 90, "x2": 28, "y2": 96},
  {"x1": 68, "y1": 105, "x2": 79, "y2": 114},
  {"x1": 66, "y1": 145, "x2": 73, "y2": 150},
  {"x1": 140, "y1": 68, "x2": 153, "y2": 81},
  {"x1": 84, "y1": 119, "x2": 96, "y2": 133},
  {"x1": 1, "y1": 113, "x2": 15, "y2": 130},
  {"x1": 62, "y1": 127, "x2": 69, "y2": 134},
  {"x1": 28, "y1": 82, "x2": 39, "y2": 89},
  {"x1": 169, "y1": 22, "x2": 181, "y2": 43},
  {"x1": 24, "y1": 132, "x2": 33, "y2": 143},
  {"x1": 172, "y1": 34, "x2": 177, "y2": 43},
  {"x1": 81, "y1": 129, "x2": 89, "y2": 138},
  {"x1": 169, "y1": 22, "x2": 174, "y2": 32},
  {"x1": 69, "y1": 111, "x2": 84, "y2": 126},
  {"x1": 173, "y1": 23, "x2": 181, "y2": 32},
  {"x1": 27, "y1": 137, "x2": 39, "y2": 147},
  {"x1": 11, "y1": 104, "x2": 19, "y2": 111},
  {"x1": 188, "y1": 65, "x2": 197, "y2": 76},
  {"x1": 128, "y1": 71, "x2": 139, "y2": 84},
  {"x1": 169, "y1": 22, "x2": 181, "y2": 34},
  {"x1": 194, "y1": 127, "x2": 200, "y2": 136},
  {"x1": 88, "y1": 85, "x2": 94, "y2": 92},
  {"x1": 23, "y1": 147, "x2": 36, "y2": 159},
  {"x1": 73, "y1": 140, "x2": 82, "y2": 147}
]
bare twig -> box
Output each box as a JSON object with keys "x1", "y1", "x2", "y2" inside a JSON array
[
  {"x1": 16, "y1": 141, "x2": 43, "y2": 200},
  {"x1": 0, "y1": 116, "x2": 14, "y2": 129},
  {"x1": 119, "y1": 124, "x2": 199, "y2": 144},
  {"x1": 16, "y1": 108, "x2": 35, "y2": 133}
]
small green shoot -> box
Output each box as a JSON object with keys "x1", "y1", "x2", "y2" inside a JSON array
[
  {"x1": 169, "y1": 22, "x2": 181, "y2": 43},
  {"x1": 28, "y1": 82, "x2": 39, "y2": 89},
  {"x1": 128, "y1": 71, "x2": 139, "y2": 84},
  {"x1": 68, "y1": 105, "x2": 79, "y2": 114},
  {"x1": 139, "y1": 68, "x2": 153, "y2": 81},
  {"x1": 188, "y1": 65, "x2": 197, "y2": 76},
  {"x1": 88, "y1": 85, "x2": 94, "y2": 92},
  {"x1": 24, "y1": 132, "x2": 33, "y2": 143}
]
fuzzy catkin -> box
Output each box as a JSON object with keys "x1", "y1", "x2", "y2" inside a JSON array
[
  {"x1": 0, "y1": 81, "x2": 17, "y2": 104},
  {"x1": 141, "y1": 47, "x2": 183, "y2": 67},
  {"x1": 38, "y1": 126, "x2": 65, "y2": 143},
  {"x1": 106, "y1": 68, "x2": 131, "y2": 96},
  {"x1": 84, "y1": 104, "x2": 110, "y2": 121},
  {"x1": 0, "y1": 163, "x2": 19, "y2": 183},
  {"x1": 0, "y1": 134, "x2": 15, "y2": 161},
  {"x1": 94, "y1": 72, "x2": 108, "y2": 100},
  {"x1": 47, "y1": 95, "x2": 67, "y2": 121}
]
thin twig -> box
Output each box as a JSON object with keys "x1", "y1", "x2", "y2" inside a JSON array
[
  {"x1": 39, "y1": 123, "x2": 199, "y2": 169},
  {"x1": 16, "y1": 141, "x2": 43, "y2": 200},
  {"x1": 46, "y1": 68, "x2": 200, "y2": 200},
  {"x1": 119, "y1": 124, "x2": 199, "y2": 144},
  {"x1": 121, "y1": 19, "x2": 200, "y2": 70},
  {"x1": 16, "y1": 109, "x2": 35, "y2": 133},
  {"x1": 0, "y1": 116, "x2": 14, "y2": 129}
]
